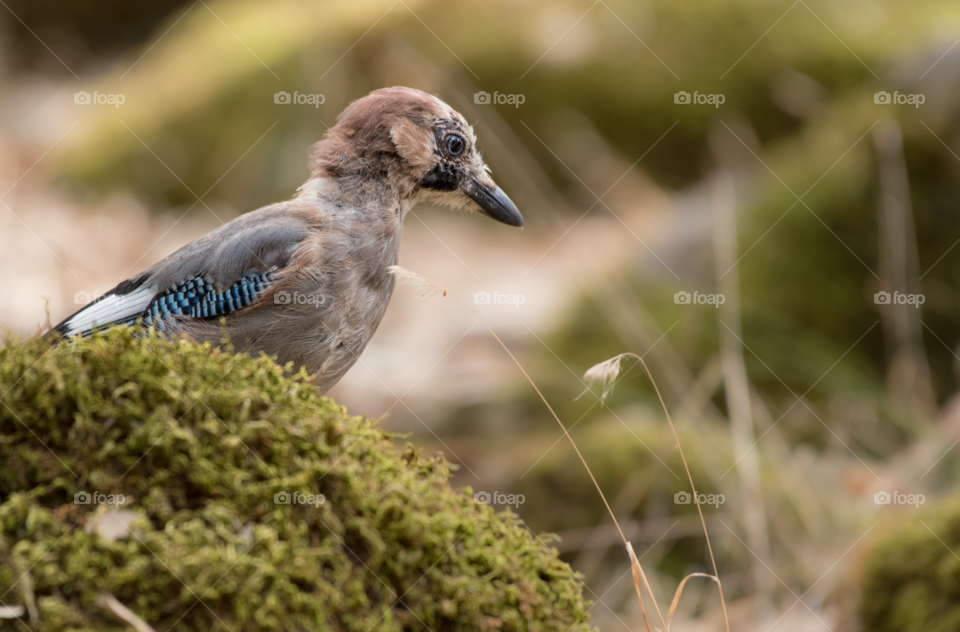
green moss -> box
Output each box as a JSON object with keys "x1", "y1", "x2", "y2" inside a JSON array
[
  {"x1": 861, "y1": 499, "x2": 960, "y2": 632},
  {"x1": 0, "y1": 330, "x2": 591, "y2": 632}
]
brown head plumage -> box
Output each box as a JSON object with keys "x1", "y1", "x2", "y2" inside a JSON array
[{"x1": 309, "y1": 87, "x2": 523, "y2": 227}]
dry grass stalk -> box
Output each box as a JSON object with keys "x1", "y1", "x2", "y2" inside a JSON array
[
  {"x1": 712, "y1": 173, "x2": 773, "y2": 605},
  {"x1": 667, "y1": 572, "x2": 719, "y2": 629},
  {"x1": 627, "y1": 542, "x2": 660, "y2": 632},
  {"x1": 393, "y1": 270, "x2": 730, "y2": 631},
  {"x1": 583, "y1": 352, "x2": 731, "y2": 632},
  {"x1": 97, "y1": 593, "x2": 157, "y2": 632}
]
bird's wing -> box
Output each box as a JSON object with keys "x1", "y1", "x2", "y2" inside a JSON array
[{"x1": 52, "y1": 204, "x2": 315, "y2": 338}]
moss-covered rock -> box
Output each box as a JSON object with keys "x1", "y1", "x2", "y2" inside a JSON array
[
  {"x1": 0, "y1": 330, "x2": 591, "y2": 632},
  {"x1": 861, "y1": 499, "x2": 960, "y2": 632}
]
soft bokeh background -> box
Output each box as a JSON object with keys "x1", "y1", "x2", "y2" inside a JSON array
[{"x1": 3, "y1": 0, "x2": 960, "y2": 629}]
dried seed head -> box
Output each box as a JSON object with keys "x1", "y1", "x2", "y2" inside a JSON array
[
  {"x1": 581, "y1": 353, "x2": 630, "y2": 401},
  {"x1": 387, "y1": 266, "x2": 447, "y2": 300}
]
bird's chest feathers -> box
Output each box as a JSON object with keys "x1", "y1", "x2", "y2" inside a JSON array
[
  {"x1": 289, "y1": 193, "x2": 403, "y2": 350},
  {"x1": 291, "y1": 214, "x2": 398, "y2": 330}
]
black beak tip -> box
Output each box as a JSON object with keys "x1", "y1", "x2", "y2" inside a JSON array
[
  {"x1": 465, "y1": 178, "x2": 524, "y2": 228},
  {"x1": 486, "y1": 199, "x2": 524, "y2": 227},
  {"x1": 499, "y1": 206, "x2": 524, "y2": 228}
]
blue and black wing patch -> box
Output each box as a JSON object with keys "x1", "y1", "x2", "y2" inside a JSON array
[
  {"x1": 52, "y1": 271, "x2": 275, "y2": 338},
  {"x1": 140, "y1": 271, "x2": 275, "y2": 331}
]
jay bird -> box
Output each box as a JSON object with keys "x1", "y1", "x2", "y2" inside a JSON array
[{"x1": 50, "y1": 87, "x2": 523, "y2": 393}]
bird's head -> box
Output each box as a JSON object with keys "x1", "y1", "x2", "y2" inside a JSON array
[{"x1": 310, "y1": 87, "x2": 523, "y2": 227}]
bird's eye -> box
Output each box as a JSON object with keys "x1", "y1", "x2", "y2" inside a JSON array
[{"x1": 445, "y1": 134, "x2": 465, "y2": 157}]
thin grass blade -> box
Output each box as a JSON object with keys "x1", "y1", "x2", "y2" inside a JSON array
[{"x1": 666, "y1": 572, "x2": 719, "y2": 630}]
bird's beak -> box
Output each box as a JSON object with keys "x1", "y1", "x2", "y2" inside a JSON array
[{"x1": 462, "y1": 175, "x2": 524, "y2": 227}]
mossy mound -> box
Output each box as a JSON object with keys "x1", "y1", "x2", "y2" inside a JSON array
[
  {"x1": 0, "y1": 330, "x2": 591, "y2": 632},
  {"x1": 860, "y1": 499, "x2": 960, "y2": 632}
]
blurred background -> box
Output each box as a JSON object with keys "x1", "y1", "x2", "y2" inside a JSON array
[{"x1": 2, "y1": 0, "x2": 960, "y2": 629}]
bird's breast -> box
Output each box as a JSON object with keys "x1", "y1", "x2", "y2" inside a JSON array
[{"x1": 291, "y1": 223, "x2": 401, "y2": 389}]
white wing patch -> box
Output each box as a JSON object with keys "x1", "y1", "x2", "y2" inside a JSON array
[{"x1": 60, "y1": 285, "x2": 156, "y2": 337}]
